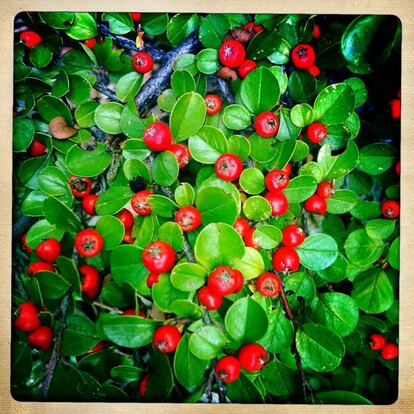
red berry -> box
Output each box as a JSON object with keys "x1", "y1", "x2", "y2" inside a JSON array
[
  {"x1": 307, "y1": 64, "x2": 320, "y2": 77},
  {"x1": 146, "y1": 272, "x2": 160, "y2": 288},
  {"x1": 253, "y1": 25, "x2": 264, "y2": 33},
  {"x1": 256, "y1": 272, "x2": 282, "y2": 297},
  {"x1": 131, "y1": 190, "x2": 152, "y2": 216},
  {"x1": 175, "y1": 206, "x2": 202, "y2": 232},
  {"x1": 381, "y1": 343, "x2": 398, "y2": 360},
  {"x1": 84, "y1": 38, "x2": 96, "y2": 49},
  {"x1": 389, "y1": 99, "x2": 401, "y2": 120},
  {"x1": 369, "y1": 333, "x2": 386, "y2": 351},
  {"x1": 69, "y1": 176, "x2": 92, "y2": 198},
  {"x1": 28, "y1": 326, "x2": 53, "y2": 351},
  {"x1": 123, "y1": 229, "x2": 135, "y2": 244},
  {"x1": 265, "y1": 169, "x2": 289, "y2": 192},
  {"x1": 82, "y1": 194, "x2": 99, "y2": 216},
  {"x1": 143, "y1": 121, "x2": 173, "y2": 151},
  {"x1": 237, "y1": 59, "x2": 258, "y2": 79},
  {"x1": 27, "y1": 261, "x2": 54, "y2": 276},
  {"x1": 75, "y1": 229, "x2": 104, "y2": 258},
  {"x1": 35, "y1": 238, "x2": 61, "y2": 263},
  {"x1": 291, "y1": 43, "x2": 316, "y2": 69},
  {"x1": 218, "y1": 40, "x2": 246, "y2": 68},
  {"x1": 22, "y1": 233, "x2": 32, "y2": 253},
  {"x1": 88, "y1": 341, "x2": 105, "y2": 353},
  {"x1": 142, "y1": 241, "x2": 175, "y2": 273},
  {"x1": 153, "y1": 325, "x2": 181, "y2": 353},
  {"x1": 215, "y1": 356, "x2": 241, "y2": 383},
  {"x1": 14, "y1": 302, "x2": 41, "y2": 332},
  {"x1": 168, "y1": 144, "x2": 191, "y2": 169},
  {"x1": 215, "y1": 153, "x2": 243, "y2": 182},
  {"x1": 208, "y1": 265, "x2": 238, "y2": 297},
  {"x1": 139, "y1": 372, "x2": 151, "y2": 397},
  {"x1": 272, "y1": 246, "x2": 300, "y2": 274},
  {"x1": 79, "y1": 265, "x2": 101, "y2": 299},
  {"x1": 395, "y1": 160, "x2": 400, "y2": 176},
  {"x1": 233, "y1": 217, "x2": 250, "y2": 239},
  {"x1": 132, "y1": 51, "x2": 154, "y2": 74},
  {"x1": 264, "y1": 192, "x2": 289, "y2": 216},
  {"x1": 244, "y1": 227, "x2": 261, "y2": 249},
  {"x1": 313, "y1": 24, "x2": 321, "y2": 39},
  {"x1": 282, "y1": 224, "x2": 306, "y2": 248},
  {"x1": 244, "y1": 22, "x2": 255, "y2": 32},
  {"x1": 306, "y1": 123, "x2": 328, "y2": 144},
  {"x1": 197, "y1": 286, "x2": 223, "y2": 310},
  {"x1": 282, "y1": 163, "x2": 292, "y2": 177},
  {"x1": 304, "y1": 194, "x2": 327, "y2": 215},
  {"x1": 238, "y1": 343, "x2": 267, "y2": 371},
  {"x1": 205, "y1": 94, "x2": 222, "y2": 115},
  {"x1": 254, "y1": 112, "x2": 280, "y2": 138},
  {"x1": 130, "y1": 13, "x2": 141, "y2": 22},
  {"x1": 117, "y1": 208, "x2": 135, "y2": 229},
  {"x1": 317, "y1": 182, "x2": 335, "y2": 199},
  {"x1": 28, "y1": 138, "x2": 46, "y2": 156},
  {"x1": 122, "y1": 308, "x2": 145, "y2": 317},
  {"x1": 381, "y1": 200, "x2": 400, "y2": 219},
  {"x1": 231, "y1": 269, "x2": 244, "y2": 293},
  {"x1": 20, "y1": 31, "x2": 42, "y2": 48}
]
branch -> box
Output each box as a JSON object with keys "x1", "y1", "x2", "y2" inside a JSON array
[
  {"x1": 39, "y1": 290, "x2": 72, "y2": 400},
  {"x1": 93, "y1": 81, "x2": 120, "y2": 103},
  {"x1": 217, "y1": 78, "x2": 235, "y2": 104},
  {"x1": 135, "y1": 31, "x2": 201, "y2": 115},
  {"x1": 279, "y1": 283, "x2": 314, "y2": 403}
]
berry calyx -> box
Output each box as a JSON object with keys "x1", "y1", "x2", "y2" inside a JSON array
[
  {"x1": 369, "y1": 333, "x2": 386, "y2": 351},
  {"x1": 132, "y1": 51, "x2": 154, "y2": 74},
  {"x1": 264, "y1": 192, "x2": 289, "y2": 216},
  {"x1": 130, "y1": 13, "x2": 141, "y2": 22},
  {"x1": 20, "y1": 31, "x2": 42, "y2": 48},
  {"x1": 75, "y1": 229, "x2": 104, "y2": 258},
  {"x1": 153, "y1": 325, "x2": 181, "y2": 353},
  {"x1": 28, "y1": 326, "x2": 53, "y2": 351},
  {"x1": 381, "y1": 200, "x2": 400, "y2": 219},
  {"x1": 204, "y1": 94, "x2": 222, "y2": 115},
  {"x1": 69, "y1": 176, "x2": 92, "y2": 198},
  {"x1": 304, "y1": 194, "x2": 327, "y2": 215},
  {"x1": 282, "y1": 224, "x2": 306, "y2": 248},
  {"x1": 306, "y1": 123, "x2": 328, "y2": 144},
  {"x1": 256, "y1": 272, "x2": 282, "y2": 298},
  {"x1": 291, "y1": 43, "x2": 316, "y2": 69},
  {"x1": 131, "y1": 190, "x2": 152, "y2": 216},
  {"x1": 27, "y1": 261, "x2": 54, "y2": 276},
  {"x1": 84, "y1": 38, "x2": 97, "y2": 49},
  {"x1": 238, "y1": 343, "x2": 267, "y2": 371},
  {"x1": 79, "y1": 264, "x2": 101, "y2": 299},
  {"x1": 14, "y1": 302, "x2": 41, "y2": 332},
  {"x1": 265, "y1": 169, "x2": 289, "y2": 192},
  {"x1": 35, "y1": 238, "x2": 61, "y2": 263},
  {"x1": 233, "y1": 217, "x2": 250, "y2": 239},
  {"x1": 142, "y1": 240, "x2": 176, "y2": 273},
  {"x1": 237, "y1": 59, "x2": 258, "y2": 79},
  {"x1": 215, "y1": 153, "x2": 243, "y2": 182},
  {"x1": 317, "y1": 182, "x2": 335, "y2": 199},
  {"x1": 208, "y1": 265, "x2": 237, "y2": 297},
  {"x1": 82, "y1": 194, "x2": 99, "y2": 216},
  {"x1": 272, "y1": 246, "x2": 300, "y2": 274},
  {"x1": 139, "y1": 372, "x2": 151, "y2": 397},
  {"x1": 168, "y1": 144, "x2": 191, "y2": 169},
  {"x1": 175, "y1": 206, "x2": 202, "y2": 232},
  {"x1": 117, "y1": 208, "x2": 135, "y2": 229},
  {"x1": 380, "y1": 343, "x2": 398, "y2": 360},
  {"x1": 218, "y1": 40, "x2": 246, "y2": 68},
  {"x1": 254, "y1": 112, "x2": 280, "y2": 138},
  {"x1": 28, "y1": 138, "x2": 46, "y2": 156},
  {"x1": 143, "y1": 121, "x2": 173, "y2": 151},
  {"x1": 146, "y1": 272, "x2": 160, "y2": 288},
  {"x1": 215, "y1": 356, "x2": 241, "y2": 383},
  {"x1": 197, "y1": 286, "x2": 223, "y2": 310}
]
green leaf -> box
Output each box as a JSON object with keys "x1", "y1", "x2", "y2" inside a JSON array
[
  {"x1": 102, "y1": 316, "x2": 160, "y2": 348},
  {"x1": 288, "y1": 70, "x2": 317, "y2": 103},
  {"x1": 283, "y1": 272, "x2": 316, "y2": 310},
  {"x1": 247, "y1": 29, "x2": 285, "y2": 60},
  {"x1": 225, "y1": 297, "x2": 268, "y2": 342},
  {"x1": 317, "y1": 253, "x2": 348, "y2": 283},
  {"x1": 25, "y1": 219, "x2": 65, "y2": 249},
  {"x1": 249, "y1": 134, "x2": 278, "y2": 163},
  {"x1": 141, "y1": 13, "x2": 169, "y2": 36},
  {"x1": 228, "y1": 135, "x2": 251, "y2": 161},
  {"x1": 66, "y1": 143, "x2": 112, "y2": 177},
  {"x1": 261, "y1": 358, "x2": 299, "y2": 398},
  {"x1": 226, "y1": 373, "x2": 264, "y2": 403},
  {"x1": 94, "y1": 102, "x2": 124, "y2": 134},
  {"x1": 29, "y1": 44, "x2": 53, "y2": 68},
  {"x1": 152, "y1": 151, "x2": 179, "y2": 186},
  {"x1": 39, "y1": 12, "x2": 75, "y2": 29},
  {"x1": 389, "y1": 237, "x2": 400, "y2": 270},
  {"x1": 240, "y1": 67, "x2": 280, "y2": 114},
  {"x1": 199, "y1": 14, "x2": 229, "y2": 48},
  {"x1": 102, "y1": 12, "x2": 134, "y2": 35},
  {"x1": 166, "y1": 14, "x2": 199, "y2": 45},
  {"x1": 188, "y1": 325, "x2": 227, "y2": 360},
  {"x1": 111, "y1": 365, "x2": 143, "y2": 383},
  {"x1": 157, "y1": 89, "x2": 177, "y2": 112},
  {"x1": 296, "y1": 324, "x2": 345, "y2": 372},
  {"x1": 291, "y1": 103, "x2": 314, "y2": 127},
  {"x1": 222, "y1": 104, "x2": 252, "y2": 130},
  {"x1": 344, "y1": 229, "x2": 384, "y2": 266},
  {"x1": 188, "y1": 126, "x2": 228, "y2": 164},
  {"x1": 152, "y1": 274, "x2": 189, "y2": 313},
  {"x1": 170, "y1": 92, "x2": 206, "y2": 141},
  {"x1": 13, "y1": 117, "x2": 35, "y2": 152},
  {"x1": 171, "y1": 300, "x2": 203, "y2": 319},
  {"x1": 56, "y1": 256, "x2": 81, "y2": 295},
  {"x1": 95, "y1": 216, "x2": 124, "y2": 250},
  {"x1": 326, "y1": 190, "x2": 358, "y2": 214},
  {"x1": 149, "y1": 195, "x2": 177, "y2": 218},
  {"x1": 171, "y1": 70, "x2": 196, "y2": 96},
  {"x1": 283, "y1": 175, "x2": 317, "y2": 203},
  {"x1": 66, "y1": 13, "x2": 97, "y2": 40},
  {"x1": 36, "y1": 271, "x2": 70, "y2": 299},
  {"x1": 243, "y1": 196, "x2": 272, "y2": 222},
  {"x1": 351, "y1": 269, "x2": 394, "y2": 314},
  {"x1": 43, "y1": 197, "x2": 82, "y2": 234},
  {"x1": 38, "y1": 166, "x2": 69, "y2": 197},
  {"x1": 123, "y1": 158, "x2": 151, "y2": 182},
  {"x1": 232, "y1": 247, "x2": 265, "y2": 280},
  {"x1": 122, "y1": 139, "x2": 150, "y2": 160},
  {"x1": 75, "y1": 101, "x2": 99, "y2": 128},
  {"x1": 344, "y1": 78, "x2": 368, "y2": 106},
  {"x1": 115, "y1": 72, "x2": 143, "y2": 102},
  {"x1": 171, "y1": 263, "x2": 208, "y2": 292},
  {"x1": 253, "y1": 225, "x2": 282, "y2": 249},
  {"x1": 316, "y1": 390, "x2": 373, "y2": 405},
  {"x1": 194, "y1": 223, "x2": 245, "y2": 271},
  {"x1": 67, "y1": 74, "x2": 92, "y2": 105},
  {"x1": 36, "y1": 96, "x2": 73, "y2": 124},
  {"x1": 359, "y1": 143, "x2": 397, "y2": 175},
  {"x1": 174, "y1": 183, "x2": 195, "y2": 207},
  {"x1": 196, "y1": 49, "x2": 221, "y2": 74},
  {"x1": 11, "y1": 341, "x2": 32, "y2": 385},
  {"x1": 366, "y1": 219, "x2": 396, "y2": 240},
  {"x1": 350, "y1": 201, "x2": 381, "y2": 221},
  {"x1": 239, "y1": 168, "x2": 265, "y2": 195},
  {"x1": 276, "y1": 108, "x2": 301, "y2": 141},
  {"x1": 311, "y1": 293, "x2": 359, "y2": 337},
  {"x1": 95, "y1": 187, "x2": 133, "y2": 215}
]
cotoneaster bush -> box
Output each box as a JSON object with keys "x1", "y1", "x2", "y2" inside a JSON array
[{"x1": 12, "y1": 12, "x2": 401, "y2": 404}]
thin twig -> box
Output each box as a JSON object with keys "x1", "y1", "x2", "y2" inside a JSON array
[
  {"x1": 217, "y1": 78, "x2": 235, "y2": 104},
  {"x1": 92, "y1": 301, "x2": 122, "y2": 314},
  {"x1": 93, "y1": 80, "x2": 121, "y2": 103}
]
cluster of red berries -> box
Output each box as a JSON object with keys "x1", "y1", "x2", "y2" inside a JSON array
[
  {"x1": 303, "y1": 181, "x2": 335, "y2": 215},
  {"x1": 215, "y1": 343, "x2": 267, "y2": 383},
  {"x1": 369, "y1": 333, "x2": 398, "y2": 360},
  {"x1": 388, "y1": 90, "x2": 401, "y2": 120},
  {"x1": 264, "y1": 167, "x2": 290, "y2": 216},
  {"x1": 197, "y1": 265, "x2": 244, "y2": 310},
  {"x1": 14, "y1": 302, "x2": 53, "y2": 351}
]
